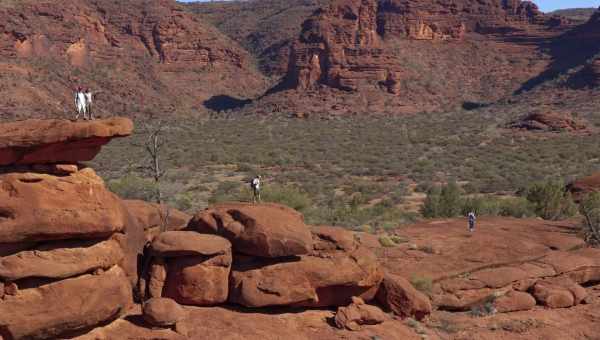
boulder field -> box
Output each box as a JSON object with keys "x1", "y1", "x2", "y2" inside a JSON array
[{"x1": 2, "y1": 118, "x2": 600, "y2": 340}]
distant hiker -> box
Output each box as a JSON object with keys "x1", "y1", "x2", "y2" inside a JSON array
[
  {"x1": 75, "y1": 87, "x2": 88, "y2": 120},
  {"x1": 467, "y1": 211, "x2": 476, "y2": 232},
  {"x1": 84, "y1": 88, "x2": 94, "y2": 120},
  {"x1": 250, "y1": 175, "x2": 261, "y2": 203}
]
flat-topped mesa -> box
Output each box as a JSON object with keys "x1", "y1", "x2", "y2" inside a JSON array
[
  {"x1": 288, "y1": 0, "x2": 545, "y2": 92},
  {"x1": 0, "y1": 117, "x2": 133, "y2": 166}
]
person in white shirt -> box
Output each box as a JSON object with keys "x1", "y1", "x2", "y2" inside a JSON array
[
  {"x1": 75, "y1": 87, "x2": 87, "y2": 120},
  {"x1": 85, "y1": 88, "x2": 94, "y2": 120},
  {"x1": 250, "y1": 175, "x2": 261, "y2": 203}
]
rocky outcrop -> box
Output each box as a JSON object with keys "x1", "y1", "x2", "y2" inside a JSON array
[
  {"x1": 376, "y1": 273, "x2": 432, "y2": 320},
  {"x1": 0, "y1": 118, "x2": 137, "y2": 339},
  {"x1": 143, "y1": 231, "x2": 232, "y2": 306},
  {"x1": 568, "y1": 172, "x2": 600, "y2": 201},
  {"x1": 123, "y1": 199, "x2": 191, "y2": 242},
  {"x1": 229, "y1": 244, "x2": 383, "y2": 308},
  {"x1": 0, "y1": 238, "x2": 123, "y2": 281},
  {"x1": 0, "y1": 266, "x2": 132, "y2": 340},
  {"x1": 142, "y1": 297, "x2": 186, "y2": 327},
  {"x1": 0, "y1": 169, "x2": 128, "y2": 243},
  {"x1": 508, "y1": 111, "x2": 588, "y2": 132},
  {"x1": 288, "y1": 0, "x2": 545, "y2": 92},
  {"x1": 0, "y1": 117, "x2": 133, "y2": 166},
  {"x1": 432, "y1": 248, "x2": 600, "y2": 312},
  {"x1": 334, "y1": 296, "x2": 387, "y2": 331},
  {"x1": 189, "y1": 203, "x2": 314, "y2": 258}
]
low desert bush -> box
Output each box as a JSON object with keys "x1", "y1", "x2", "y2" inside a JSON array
[
  {"x1": 410, "y1": 275, "x2": 433, "y2": 294},
  {"x1": 579, "y1": 192, "x2": 600, "y2": 245},
  {"x1": 108, "y1": 174, "x2": 156, "y2": 202}
]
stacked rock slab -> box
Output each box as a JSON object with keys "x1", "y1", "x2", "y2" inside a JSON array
[
  {"x1": 0, "y1": 118, "x2": 135, "y2": 339},
  {"x1": 189, "y1": 205, "x2": 384, "y2": 308},
  {"x1": 144, "y1": 231, "x2": 232, "y2": 306},
  {"x1": 431, "y1": 248, "x2": 600, "y2": 313}
]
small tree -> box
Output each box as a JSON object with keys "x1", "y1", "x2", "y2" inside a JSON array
[
  {"x1": 137, "y1": 118, "x2": 170, "y2": 232},
  {"x1": 421, "y1": 186, "x2": 442, "y2": 218},
  {"x1": 579, "y1": 192, "x2": 600, "y2": 246}
]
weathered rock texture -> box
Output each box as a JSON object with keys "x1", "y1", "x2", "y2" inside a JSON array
[
  {"x1": 376, "y1": 273, "x2": 432, "y2": 320},
  {"x1": 334, "y1": 297, "x2": 387, "y2": 331},
  {"x1": 145, "y1": 231, "x2": 232, "y2": 306},
  {"x1": 0, "y1": 266, "x2": 132, "y2": 340},
  {"x1": 189, "y1": 203, "x2": 314, "y2": 258},
  {"x1": 0, "y1": 117, "x2": 133, "y2": 165},
  {"x1": 567, "y1": 172, "x2": 600, "y2": 202},
  {"x1": 0, "y1": 118, "x2": 138, "y2": 339},
  {"x1": 229, "y1": 245, "x2": 383, "y2": 308},
  {"x1": 0, "y1": 169, "x2": 128, "y2": 243},
  {"x1": 123, "y1": 199, "x2": 191, "y2": 242},
  {"x1": 0, "y1": 238, "x2": 123, "y2": 281},
  {"x1": 142, "y1": 297, "x2": 186, "y2": 327},
  {"x1": 288, "y1": 0, "x2": 545, "y2": 92}
]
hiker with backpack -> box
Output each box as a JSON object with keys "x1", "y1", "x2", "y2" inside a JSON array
[{"x1": 467, "y1": 211, "x2": 476, "y2": 232}]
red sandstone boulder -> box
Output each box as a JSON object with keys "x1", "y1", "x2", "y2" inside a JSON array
[
  {"x1": 123, "y1": 200, "x2": 191, "y2": 242},
  {"x1": 163, "y1": 254, "x2": 232, "y2": 306},
  {"x1": 533, "y1": 277, "x2": 587, "y2": 308},
  {"x1": 0, "y1": 266, "x2": 132, "y2": 340},
  {"x1": 143, "y1": 298, "x2": 186, "y2": 327},
  {"x1": 376, "y1": 273, "x2": 432, "y2": 320},
  {"x1": 229, "y1": 246, "x2": 383, "y2": 308},
  {"x1": 311, "y1": 225, "x2": 358, "y2": 252},
  {"x1": 189, "y1": 203, "x2": 313, "y2": 258},
  {"x1": 567, "y1": 172, "x2": 600, "y2": 202},
  {"x1": 0, "y1": 117, "x2": 133, "y2": 166},
  {"x1": 334, "y1": 297, "x2": 387, "y2": 331},
  {"x1": 0, "y1": 238, "x2": 123, "y2": 281},
  {"x1": 494, "y1": 291, "x2": 536, "y2": 313},
  {"x1": 147, "y1": 231, "x2": 232, "y2": 306},
  {"x1": 150, "y1": 231, "x2": 231, "y2": 258},
  {"x1": 0, "y1": 169, "x2": 128, "y2": 243}
]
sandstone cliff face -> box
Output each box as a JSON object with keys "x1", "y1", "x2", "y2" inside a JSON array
[
  {"x1": 288, "y1": 0, "x2": 546, "y2": 93},
  {"x1": 0, "y1": 0, "x2": 266, "y2": 119}
]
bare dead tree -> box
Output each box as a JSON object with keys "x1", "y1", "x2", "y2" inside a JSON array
[{"x1": 137, "y1": 118, "x2": 170, "y2": 233}]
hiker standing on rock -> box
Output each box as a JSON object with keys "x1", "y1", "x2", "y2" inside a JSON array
[
  {"x1": 85, "y1": 88, "x2": 94, "y2": 120},
  {"x1": 467, "y1": 211, "x2": 476, "y2": 232},
  {"x1": 250, "y1": 175, "x2": 261, "y2": 203},
  {"x1": 74, "y1": 86, "x2": 87, "y2": 120}
]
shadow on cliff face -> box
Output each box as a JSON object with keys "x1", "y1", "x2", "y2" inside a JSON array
[
  {"x1": 514, "y1": 16, "x2": 600, "y2": 94},
  {"x1": 203, "y1": 95, "x2": 252, "y2": 112}
]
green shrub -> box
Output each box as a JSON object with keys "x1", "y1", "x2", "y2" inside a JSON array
[
  {"x1": 107, "y1": 174, "x2": 156, "y2": 202},
  {"x1": 410, "y1": 275, "x2": 433, "y2": 294},
  {"x1": 498, "y1": 197, "x2": 535, "y2": 218},
  {"x1": 422, "y1": 181, "x2": 463, "y2": 218},
  {"x1": 525, "y1": 180, "x2": 577, "y2": 220},
  {"x1": 379, "y1": 235, "x2": 396, "y2": 247},
  {"x1": 261, "y1": 184, "x2": 313, "y2": 213},
  {"x1": 390, "y1": 235, "x2": 409, "y2": 244}
]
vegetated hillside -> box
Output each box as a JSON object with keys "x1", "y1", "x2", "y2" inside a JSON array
[
  {"x1": 239, "y1": 0, "x2": 600, "y2": 116},
  {"x1": 549, "y1": 7, "x2": 597, "y2": 23},
  {"x1": 0, "y1": 0, "x2": 267, "y2": 120},
  {"x1": 186, "y1": 0, "x2": 330, "y2": 78}
]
